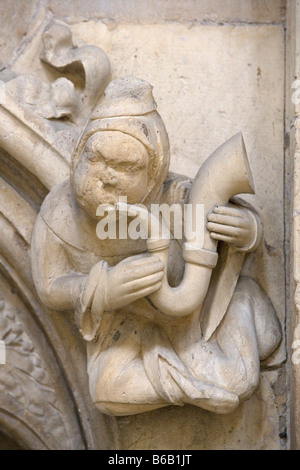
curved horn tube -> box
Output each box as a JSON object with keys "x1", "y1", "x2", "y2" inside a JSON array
[{"x1": 118, "y1": 133, "x2": 254, "y2": 317}]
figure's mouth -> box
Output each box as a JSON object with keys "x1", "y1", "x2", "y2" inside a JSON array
[{"x1": 103, "y1": 178, "x2": 118, "y2": 186}]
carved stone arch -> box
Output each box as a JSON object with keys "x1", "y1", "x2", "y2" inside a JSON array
[
  {"x1": 0, "y1": 16, "x2": 116, "y2": 447},
  {"x1": 0, "y1": 248, "x2": 85, "y2": 449},
  {"x1": 0, "y1": 150, "x2": 116, "y2": 449},
  {"x1": 0, "y1": 430, "x2": 25, "y2": 450}
]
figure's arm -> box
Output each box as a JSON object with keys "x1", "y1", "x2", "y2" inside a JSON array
[
  {"x1": 161, "y1": 172, "x2": 261, "y2": 253},
  {"x1": 76, "y1": 252, "x2": 164, "y2": 341},
  {"x1": 31, "y1": 213, "x2": 164, "y2": 341},
  {"x1": 31, "y1": 213, "x2": 88, "y2": 312}
]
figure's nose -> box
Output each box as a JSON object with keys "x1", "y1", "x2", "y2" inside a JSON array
[{"x1": 101, "y1": 167, "x2": 118, "y2": 186}]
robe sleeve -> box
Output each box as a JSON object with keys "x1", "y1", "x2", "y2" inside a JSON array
[
  {"x1": 31, "y1": 212, "x2": 88, "y2": 311},
  {"x1": 31, "y1": 212, "x2": 108, "y2": 342},
  {"x1": 75, "y1": 259, "x2": 109, "y2": 342}
]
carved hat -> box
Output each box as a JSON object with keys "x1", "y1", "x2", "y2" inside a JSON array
[{"x1": 71, "y1": 76, "x2": 170, "y2": 205}]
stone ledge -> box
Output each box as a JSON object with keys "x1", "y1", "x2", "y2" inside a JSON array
[{"x1": 48, "y1": 0, "x2": 286, "y2": 25}]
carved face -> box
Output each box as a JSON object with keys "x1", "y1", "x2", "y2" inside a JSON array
[{"x1": 71, "y1": 130, "x2": 149, "y2": 218}]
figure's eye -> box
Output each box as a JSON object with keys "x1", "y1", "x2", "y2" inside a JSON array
[
  {"x1": 116, "y1": 162, "x2": 144, "y2": 172},
  {"x1": 87, "y1": 153, "x2": 99, "y2": 162},
  {"x1": 86, "y1": 149, "x2": 105, "y2": 163}
]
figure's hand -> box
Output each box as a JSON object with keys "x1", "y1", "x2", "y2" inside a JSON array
[
  {"x1": 104, "y1": 254, "x2": 164, "y2": 310},
  {"x1": 206, "y1": 205, "x2": 255, "y2": 248}
]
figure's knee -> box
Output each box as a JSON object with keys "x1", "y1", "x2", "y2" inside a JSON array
[
  {"x1": 87, "y1": 352, "x2": 164, "y2": 415},
  {"x1": 216, "y1": 356, "x2": 260, "y2": 402},
  {"x1": 235, "y1": 366, "x2": 260, "y2": 402},
  {"x1": 88, "y1": 353, "x2": 134, "y2": 404},
  {"x1": 93, "y1": 400, "x2": 167, "y2": 416},
  {"x1": 236, "y1": 276, "x2": 282, "y2": 360}
]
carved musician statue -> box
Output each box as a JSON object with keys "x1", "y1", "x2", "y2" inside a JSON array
[{"x1": 31, "y1": 75, "x2": 281, "y2": 417}]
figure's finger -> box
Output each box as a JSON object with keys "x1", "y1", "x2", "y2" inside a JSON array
[
  {"x1": 209, "y1": 232, "x2": 239, "y2": 244},
  {"x1": 207, "y1": 213, "x2": 247, "y2": 228},
  {"x1": 122, "y1": 260, "x2": 164, "y2": 282},
  {"x1": 212, "y1": 206, "x2": 246, "y2": 218},
  {"x1": 123, "y1": 271, "x2": 164, "y2": 293},
  {"x1": 124, "y1": 282, "x2": 163, "y2": 303},
  {"x1": 206, "y1": 222, "x2": 247, "y2": 237}
]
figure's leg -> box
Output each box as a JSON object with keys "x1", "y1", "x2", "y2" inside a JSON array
[
  {"x1": 142, "y1": 322, "x2": 240, "y2": 414},
  {"x1": 90, "y1": 278, "x2": 281, "y2": 416},
  {"x1": 209, "y1": 276, "x2": 281, "y2": 401},
  {"x1": 87, "y1": 315, "x2": 166, "y2": 416},
  {"x1": 87, "y1": 314, "x2": 239, "y2": 416},
  {"x1": 212, "y1": 287, "x2": 260, "y2": 401},
  {"x1": 236, "y1": 276, "x2": 282, "y2": 361}
]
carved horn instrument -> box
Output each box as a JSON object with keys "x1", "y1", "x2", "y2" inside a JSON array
[{"x1": 117, "y1": 132, "x2": 254, "y2": 326}]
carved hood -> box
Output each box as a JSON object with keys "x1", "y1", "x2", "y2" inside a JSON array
[{"x1": 71, "y1": 76, "x2": 171, "y2": 206}]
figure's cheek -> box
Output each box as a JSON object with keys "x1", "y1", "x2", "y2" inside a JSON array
[
  {"x1": 126, "y1": 176, "x2": 149, "y2": 203},
  {"x1": 72, "y1": 161, "x2": 92, "y2": 188}
]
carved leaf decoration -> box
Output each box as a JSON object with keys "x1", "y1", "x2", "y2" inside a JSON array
[
  {"x1": 40, "y1": 21, "x2": 111, "y2": 123},
  {"x1": 0, "y1": 294, "x2": 83, "y2": 449},
  {"x1": 0, "y1": 20, "x2": 111, "y2": 190},
  {"x1": 5, "y1": 74, "x2": 81, "y2": 122}
]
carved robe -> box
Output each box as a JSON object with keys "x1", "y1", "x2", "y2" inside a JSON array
[{"x1": 31, "y1": 172, "x2": 281, "y2": 416}]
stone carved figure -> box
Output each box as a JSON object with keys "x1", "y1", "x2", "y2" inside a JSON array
[{"x1": 31, "y1": 76, "x2": 282, "y2": 417}]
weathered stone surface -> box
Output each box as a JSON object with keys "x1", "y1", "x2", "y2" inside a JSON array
[
  {"x1": 0, "y1": 0, "x2": 41, "y2": 67},
  {"x1": 0, "y1": 0, "x2": 290, "y2": 451}
]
